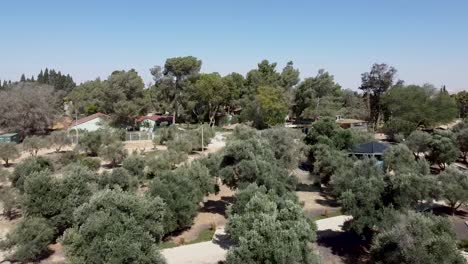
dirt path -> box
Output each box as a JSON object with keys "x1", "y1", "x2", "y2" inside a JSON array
[{"x1": 169, "y1": 132, "x2": 233, "y2": 243}]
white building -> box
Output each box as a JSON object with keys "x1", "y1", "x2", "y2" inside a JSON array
[
  {"x1": 68, "y1": 113, "x2": 110, "y2": 132},
  {"x1": 136, "y1": 115, "x2": 173, "y2": 132}
]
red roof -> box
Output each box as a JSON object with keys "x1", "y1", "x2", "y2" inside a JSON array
[
  {"x1": 70, "y1": 113, "x2": 110, "y2": 127},
  {"x1": 136, "y1": 115, "x2": 173, "y2": 123}
]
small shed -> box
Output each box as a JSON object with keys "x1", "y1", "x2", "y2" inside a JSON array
[
  {"x1": 0, "y1": 133, "x2": 19, "y2": 143},
  {"x1": 350, "y1": 141, "x2": 389, "y2": 160}
]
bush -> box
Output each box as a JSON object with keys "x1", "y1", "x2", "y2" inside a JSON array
[
  {"x1": 58, "y1": 151, "x2": 82, "y2": 166},
  {"x1": 98, "y1": 168, "x2": 137, "y2": 192},
  {"x1": 11, "y1": 156, "x2": 53, "y2": 192},
  {"x1": 62, "y1": 189, "x2": 166, "y2": 264},
  {"x1": 155, "y1": 126, "x2": 177, "y2": 144},
  {"x1": 145, "y1": 150, "x2": 188, "y2": 179},
  {"x1": 122, "y1": 154, "x2": 146, "y2": 179},
  {"x1": 1, "y1": 217, "x2": 55, "y2": 262}
]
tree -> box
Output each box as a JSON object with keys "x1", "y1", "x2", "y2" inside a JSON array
[
  {"x1": 254, "y1": 85, "x2": 289, "y2": 128},
  {"x1": 0, "y1": 217, "x2": 55, "y2": 262},
  {"x1": 456, "y1": 128, "x2": 468, "y2": 160},
  {"x1": 226, "y1": 187, "x2": 317, "y2": 264},
  {"x1": 428, "y1": 134, "x2": 458, "y2": 169},
  {"x1": 104, "y1": 69, "x2": 147, "y2": 127},
  {"x1": 62, "y1": 189, "x2": 166, "y2": 264},
  {"x1": 77, "y1": 130, "x2": 104, "y2": 156},
  {"x1": 454, "y1": 90, "x2": 468, "y2": 118},
  {"x1": 260, "y1": 127, "x2": 308, "y2": 169},
  {"x1": 148, "y1": 169, "x2": 202, "y2": 233},
  {"x1": 98, "y1": 140, "x2": 127, "y2": 167},
  {"x1": 21, "y1": 165, "x2": 95, "y2": 234},
  {"x1": 405, "y1": 130, "x2": 432, "y2": 158},
  {"x1": 0, "y1": 142, "x2": 20, "y2": 166},
  {"x1": 279, "y1": 61, "x2": 300, "y2": 92},
  {"x1": 11, "y1": 156, "x2": 53, "y2": 192},
  {"x1": 0, "y1": 83, "x2": 58, "y2": 137},
  {"x1": 311, "y1": 144, "x2": 351, "y2": 185},
  {"x1": 382, "y1": 144, "x2": 417, "y2": 173},
  {"x1": 293, "y1": 69, "x2": 342, "y2": 119},
  {"x1": 151, "y1": 56, "x2": 202, "y2": 124},
  {"x1": 190, "y1": 72, "x2": 227, "y2": 125},
  {"x1": 22, "y1": 136, "x2": 48, "y2": 156},
  {"x1": 98, "y1": 168, "x2": 137, "y2": 192},
  {"x1": 359, "y1": 63, "x2": 397, "y2": 127},
  {"x1": 383, "y1": 84, "x2": 458, "y2": 135},
  {"x1": 20, "y1": 73, "x2": 26, "y2": 82},
  {"x1": 0, "y1": 186, "x2": 18, "y2": 219},
  {"x1": 48, "y1": 130, "x2": 71, "y2": 153},
  {"x1": 122, "y1": 154, "x2": 146, "y2": 179},
  {"x1": 371, "y1": 211, "x2": 465, "y2": 264},
  {"x1": 439, "y1": 167, "x2": 468, "y2": 215}
]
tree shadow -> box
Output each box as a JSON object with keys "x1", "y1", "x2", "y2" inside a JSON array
[
  {"x1": 296, "y1": 183, "x2": 320, "y2": 192},
  {"x1": 212, "y1": 232, "x2": 234, "y2": 250},
  {"x1": 315, "y1": 197, "x2": 340, "y2": 208},
  {"x1": 316, "y1": 230, "x2": 368, "y2": 264},
  {"x1": 199, "y1": 196, "x2": 233, "y2": 216}
]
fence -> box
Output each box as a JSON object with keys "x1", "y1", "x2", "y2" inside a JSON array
[{"x1": 125, "y1": 132, "x2": 156, "y2": 141}]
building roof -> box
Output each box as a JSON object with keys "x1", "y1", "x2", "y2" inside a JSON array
[
  {"x1": 0, "y1": 133, "x2": 18, "y2": 137},
  {"x1": 351, "y1": 141, "x2": 389, "y2": 155},
  {"x1": 136, "y1": 115, "x2": 173, "y2": 123},
  {"x1": 336, "y1": 118, "x2": 367, "y2": 124},
  {"x1": 70, "y1": 113, "x2": 110, "y2": 127}
]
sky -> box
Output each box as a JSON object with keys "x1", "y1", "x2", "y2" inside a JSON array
[{"x1": 1, "y1": 0, "x2": 467, "y2": 91}]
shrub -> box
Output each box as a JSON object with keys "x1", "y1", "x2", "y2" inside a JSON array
[
  {"x1": 1, "y1": 217, "x2": 55, "y2": 262},
  {"x1": 11, "y1": 156, "x2": 53, "y2": 192},
  {"x1": 156, "y1": 126, "x2": 177, "y2": 144},
  {"x1": 145, "y1": 150, "x2": 187, "y2": 179},
  {"x1": 77, "y1": 130, "x2": 103, "y2": 156}
]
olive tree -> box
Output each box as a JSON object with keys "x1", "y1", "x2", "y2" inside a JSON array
[
  {"x1": 0, "y1": 186, "x2": 18, "y2": 219},
  {"x1": 99, "y1": 141, "x2": 127, "y2": 167},
  {"x1": 371, "y1": 211, "x2": 465, "y2": 264},
  {"x1": 48, "y1": 130, "x2": 71, "y2": 152},
  {"x1": 11, "y1": 156, "x2": 53, "y2": 192},
  {"x1": 62, "y1": 189, "x2": 166, "y2": 264},
  {"x1": 405, "y1": 130, "x2": 432, "y2": 158},
  {"x1": 0, "y1": 142, "x2": 20, "y2": 167},
  {"x1": 439, "y1": 167, "x2": 468, "y2": 215},
  {"x1": 98, "y1": 168, "x2": 137, "y2": 192},
  {"x1": 22, "y1": 136, "x2": 48, "y2": 156},
  {"x1": 0, "y1": 217, "x2": 55, "y2": 262},
  {"x1": 427, "y1": 134, "x2": 458, "y2": 170},
  {"x1": 226, "y1": 188, "x2": 317, "y2": 264},
  {"x1": 122, "y1": 154, "x2": 146, "y2": 179}
]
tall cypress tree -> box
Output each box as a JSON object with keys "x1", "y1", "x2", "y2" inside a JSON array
[
  {"x1": 20, "y1": 74, "x2": 26, "y2": 82},
  {"x1": 43, "y1": 68, "x2": 49, "y2": 83},
  {"x1": 37, "y1": 70, "x2": 44, "y2": 83}
]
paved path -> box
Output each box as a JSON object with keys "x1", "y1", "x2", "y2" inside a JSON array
[
  {"x1": 162, "y1": 227, "x2": 230, "y2": 264},
  {"x1": 315, "y1": 215, "x2": 352, "y2": 232}
]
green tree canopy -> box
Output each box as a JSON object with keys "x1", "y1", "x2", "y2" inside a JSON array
[{"x1": 62, "y1": 189, "x2": 166, "y2": 264}]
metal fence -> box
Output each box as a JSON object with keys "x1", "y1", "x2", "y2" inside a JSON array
[{"x1": 125, "y1": 132, "x2": 156, "y2": 141}]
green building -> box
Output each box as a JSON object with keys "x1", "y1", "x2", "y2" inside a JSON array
[{"x1": 0, "y1": 133, "x2": 19, "y2": 143}]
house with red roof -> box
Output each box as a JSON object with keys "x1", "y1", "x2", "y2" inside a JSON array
[
  {"x1": 68, "y1": 113, "x2": 110, "y2": 132},
  {"x1": 136, "y1": 115, "x2": 173, "y2": 132}
]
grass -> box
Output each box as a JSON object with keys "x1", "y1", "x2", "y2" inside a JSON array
[{"x1": 159, "y1": 228, "x2": 216, "y2": 249}]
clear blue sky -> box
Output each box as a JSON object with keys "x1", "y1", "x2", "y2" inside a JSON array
[{"x1": 1, "y1": 0, "x2": 467, "y2": 91}]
